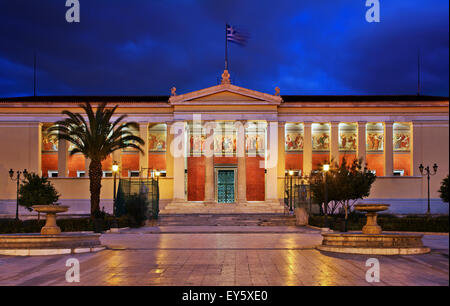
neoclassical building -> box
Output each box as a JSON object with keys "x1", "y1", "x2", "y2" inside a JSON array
[{"x1": 0, "y1": 71, "x2": 449, "y2": 215}]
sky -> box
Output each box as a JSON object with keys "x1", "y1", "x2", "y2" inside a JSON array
[{"x1": 0, "y1": 0, "x2": 448, "y2": 98}]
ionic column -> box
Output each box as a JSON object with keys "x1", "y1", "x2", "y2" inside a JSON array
[
  {"x1": 384, "y1": 121, "x2": 394, "y2": 176},
  {"x1": 165, "y1": 122, "x2": 174, "y2": 179},
  {"x1": 357, "y1": 121, "x2": 367, "y2": 167},
  {"x1": 411, "y1": 121, "x2": 423, "y2": 176},
  {"x1": 204, "y1": 121, "x2": 215, "y2": 203},
  {"x1": 277, "y1": 122, "x2": 286, "y2": 201},
  {"x1": 57, "y1": 139, "x2": 69, "y2": 177},
  {"x1": 236, "y1": 120, "x2": 247, "y2": 204},
  {"x1": 330, "y1": 122, "x2": 340, "y2": 165},
  {"x1": 171, "y1": 121, "x2": 186, "y2": 202},
  {"x1": 266, "y1": 121, "x2": 279, "y2": 202},
  {"x1": 139, "y1": 123, "x2": 149, "y2": 177},
  {"x1": 303, "y1": 122, "x2": 312, "y2": 176}
]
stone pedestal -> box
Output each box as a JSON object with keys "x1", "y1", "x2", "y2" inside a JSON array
[
  {"x1": 295, "y1": 207, "x2": 309, "y2": 226},
  {"x1": 362, "y1": 212, "x2": 382, "y2": 234},
  {"x1": 41, "y1": 212, "x2": 62, "y2": 235}
]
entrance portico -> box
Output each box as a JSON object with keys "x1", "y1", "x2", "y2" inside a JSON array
[{"x1": 162, "y1": 70, "x2": 284, "y2": 213}]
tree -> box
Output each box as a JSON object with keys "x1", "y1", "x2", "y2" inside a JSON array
[
  {"x1": 310, "y1": 158, "x2": 376, "y2": 231},
  {"x1": 438, "y1": 175, "x2": 449, "y2": 203},
  {"x1": 18, "y1": 172, "x2": 60, "y2": 211},
  {"x1": 47, "y1": 102, "x2": 144, "y2": 216}
]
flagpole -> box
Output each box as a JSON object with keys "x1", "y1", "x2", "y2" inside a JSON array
[{"x1": 225, "y1": 24, "x2": 228, "y2": 70}]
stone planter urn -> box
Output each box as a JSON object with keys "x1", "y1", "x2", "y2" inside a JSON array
[
  {"x1": 295, "y1": 207, "x2": 309, "y2": 226},
  {"x1": 32, "y1": 205, "x2": 69, "y2": 235}
]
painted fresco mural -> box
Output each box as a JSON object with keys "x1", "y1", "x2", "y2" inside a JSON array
[
  {"x1": 366, "y1": 123, "x2": 384, "y2": 151},
  {"x1": 285, "y1": 123, "x2": 304, "y2": 151},
  {"x1": 246, "y1": 122, "x2": 265, "y2": 154},
  {"x1": 312, "y1": 123, "x2": 330, "y2": 151},
  {"x1": 122, "y1": 125, "x2": 140, "y2": 152},
  {"x1": 213, "y1": 122, "x2": 236, "y2": 154},
  {"x1": 339, "y1": 123, "x2": 357, "y2": 151},
  {"x1": 149, "y1": 124, "x2": 166, "y2": 152},
  {"x1": 41, "y1": 125, "x2": 58, "y2": 151},
  {"x1": 393, "y1": 123, "x2": 411, "y2": 151}
]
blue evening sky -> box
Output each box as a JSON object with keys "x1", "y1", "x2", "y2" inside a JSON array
[{"x1": 0, "y1": 0, "x2": 448, "y2": 97}]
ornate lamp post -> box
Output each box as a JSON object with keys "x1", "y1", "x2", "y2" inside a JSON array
[
  {"x1": 8, "y1": 168, "x2": 28, "y2": 220},
  {"x1": 323, "y1": 164, "x2": 330, "y2": 229},
  {"x1": 288, "y1": 170, "x2": 294, "y2": 213},
  {"x1": 419, "y1": 163, "x2": 438, "y2": 215},
  {"x1": 154, "y1": 169, "x2": 161, "y2": 184}
]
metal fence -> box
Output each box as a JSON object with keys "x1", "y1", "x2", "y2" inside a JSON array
[
  {"x1": 284, "y1": 175, "x2": 319, "y2": 214},
  {"x1": 115, "y1": 177, "x2": 160, "y2": 219}
]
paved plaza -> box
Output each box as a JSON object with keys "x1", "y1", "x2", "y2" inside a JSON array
[{"x1": 0, "y1": 226, "x2": 448, "y2": 286}]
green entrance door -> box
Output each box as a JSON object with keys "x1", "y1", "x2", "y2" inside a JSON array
[{"x1": 217, "y1": 170, "x2": 235, "y2": 203}]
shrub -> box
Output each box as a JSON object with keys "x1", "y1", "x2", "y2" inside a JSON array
[
  {"x1": 124, "y1": 194, "x2": 148, "y2": 227},
  {"x1": 438, "y1": 175, "x2": 449, "y2": 203},
  {"x1": 18, "y1": 173, "x2": 60, "y2": 211}
]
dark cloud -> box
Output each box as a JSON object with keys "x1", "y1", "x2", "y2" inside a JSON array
[{"x1": 0, "y1": 0, "x2": 448, "y2": 97}]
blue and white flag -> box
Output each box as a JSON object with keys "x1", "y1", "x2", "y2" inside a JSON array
[{"x1": 226, "y1": 24, "x2": 249, "y2": 46}]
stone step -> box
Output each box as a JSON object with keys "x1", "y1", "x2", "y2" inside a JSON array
[{"x1": 156, "y1": 214, "x2": 296, "y2": 226}]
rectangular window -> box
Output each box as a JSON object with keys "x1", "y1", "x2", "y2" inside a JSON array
[
  {"x1": 339, "y1": 122, "x2": 357, "y2": 165},
  {"x1": 393, "y1": 122, "x2": 411, "y2": 176},
  {"x1": 312, "y1": 123, "x2": 330, "y2": 170},
  {"x1": 103, "y1": 171, "x2": 113, "y2": 178},
  {"x1": 285, "y1": 123, "x2": 304, "y2": 173},
  {"x1": 48, "y1": 171, "x2": 58, "y2": 178},
  {"x1": 366, "y1": 123, "x2": 384, "y2": 176},
  {"x1": 77, "y1": 171, "x2": 86, "y2": 178},
  {"x1": 129, "y1": 170, "x2": 140, "y2": 177},
  {"x1": 41, "y1": 124, "x2": 58, "y2": 178}
]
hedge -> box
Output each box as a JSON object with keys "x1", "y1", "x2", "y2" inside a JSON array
[
  {"x1": 309, "y1": 213, "x2": 449, "y2": 232},
  {"x1": 0, "y1": 216, "x2": 131, "y2": 234}
]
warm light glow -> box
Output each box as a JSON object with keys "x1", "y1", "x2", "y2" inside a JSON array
[
  {"x1": 112, "y1": 162, "x2": 119, "y2": 173},
  {"x1": 323, "y1": 164, "x2": 330, "y2": 172},
  {"x1": 288, "y1": 170, "x2": 294, "y2": 176},
  {"x1": 155, "y1": 170, "x2": 161, "y2": 177}
]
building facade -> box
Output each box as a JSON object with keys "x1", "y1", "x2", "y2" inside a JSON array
[{"x1": 0, "y1": 71, "x2": 449, "y2": 215}]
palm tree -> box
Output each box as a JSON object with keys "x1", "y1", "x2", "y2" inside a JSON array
[{"x1": 47, "y1": 102, "x2": 144, "y2": 216}]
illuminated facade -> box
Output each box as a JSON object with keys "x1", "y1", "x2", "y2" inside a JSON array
[{"x1": 0, "y1": 71, "x2": 449, "y2": 215}]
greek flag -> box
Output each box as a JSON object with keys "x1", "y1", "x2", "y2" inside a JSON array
[{"x1": 226, "y1": 24, "x2": 249, "y2": 46}]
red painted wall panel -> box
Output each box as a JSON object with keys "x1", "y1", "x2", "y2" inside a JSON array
[
  {"x1": 149, "y1": 153, "x2": 166, "y2": 170},
  {"x1": 214, "y1": 156, "x2": 237, "y2": 164},
  {"x1": 285, "y1": 153, "x2": 303, "y2": 171},
  {"x1": 68, "y1": 154, "x2": 85, "y2": 177},
  {"x1": 41, "y1": 153, "x2": 57, "y2": 177},
  {"x1": 394, "y1": 153, "x2": 411, "y2": 176},
  {"x1": 312, "y1": 153, "x2": 330, "y2": 170},
  {"x1": 246, "y1": 156, "x2": 265, "y2": 201},
  {"x1": 187, "y1": 156, "x2": 205, "y2": 201},
  {"x1": 339, "y1": 153, "x2": 357, "y2": 166},
  {"x1": 121, "y1": 153, "x2": 139, "y2": 177},
  {"x1": 366, "y1": 153, "x2": 384, "y2": 176}
]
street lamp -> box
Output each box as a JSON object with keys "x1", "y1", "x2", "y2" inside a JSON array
[
  {"x1": 9, "y1": 168, "x2": 28, "y2": 220},
  {"x1": 112, "y1": 161, "x2": 119, "y2": 216},
  {"x1": 419, "y1": 163, "x2": 438, "y2": 215},
  {"x1": 323, "y1": 164, "x2": 330, "y2": 229},
  {"x1": 154, "y1": 169, "x2": 161, "y2": 184},
  {"x1": 288, "y1": 170, "x2": 294, "y2": 213}
]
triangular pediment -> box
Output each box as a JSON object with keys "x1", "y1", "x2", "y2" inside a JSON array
[{"x1": 169, "y1": 83, "x2": 282, "y2": 105}]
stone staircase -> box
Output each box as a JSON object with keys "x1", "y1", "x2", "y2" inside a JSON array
[
  {"x1": 160, "y1": 201, "x2": 286, "y2": 214},
  {"x1": 156, "y1": 214, "x2": 296, "y2": 226}
]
